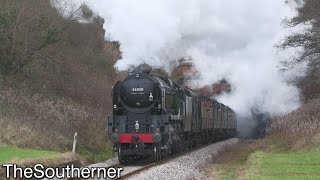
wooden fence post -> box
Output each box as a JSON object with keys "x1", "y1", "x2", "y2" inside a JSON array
[{"x1": 72, "y1": 132, "x2": 78, "y2": 154}]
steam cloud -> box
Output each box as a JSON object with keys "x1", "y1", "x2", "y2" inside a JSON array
[{"x1": 52, "y1": 0, "x2": 303, "y2": 134}]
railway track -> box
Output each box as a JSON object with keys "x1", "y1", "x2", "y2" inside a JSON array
[
  {"x1": 118, "y1": 142, "x2": 218, "y2": 179},
  {"x1": 84, "y1": 158, "x2": 161, "y2": 179},
  {"x1": 120, "y1": 162, "x2": 157, "y2": 179},
  {"x1": 74, "y1": 146, "x2": 202, "y2": 179},
  {"x1": 86, "y1": 139, "x2": 230, "y2": 179}
]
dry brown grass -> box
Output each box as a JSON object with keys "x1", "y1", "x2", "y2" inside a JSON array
[
  {"x1": 0, "y1": 117, "x2": 43, "y2": 149},
  {"x1": 266, "y1": 97, "x2": 320, "y2": 150},
  {"x1": 0, "y1": 87, "x2": 109, "y2": 152}
]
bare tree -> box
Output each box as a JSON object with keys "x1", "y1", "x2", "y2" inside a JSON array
[
  {"x1": 0, "y1": 0, "x2": 85, "y2": 75},
  {"x1": 279, "y1": 0, "x2": 320, "y2": 69},
  {"x1": 279, "y1": 0, "x2": 320, "y2": 100},
  {"x1": 278, "y1": 0, "x2": 320, "y2": 68}
]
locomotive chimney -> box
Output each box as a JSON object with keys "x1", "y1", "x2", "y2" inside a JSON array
[{"x1": 130, "y1": 64, "x2": 152, "y2": 75}]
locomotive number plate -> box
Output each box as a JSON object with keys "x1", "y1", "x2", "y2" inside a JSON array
[{"x1": 132, "y1": 88, "x2": 144, "y2": 92}]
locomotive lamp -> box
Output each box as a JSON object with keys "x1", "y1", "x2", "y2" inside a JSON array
[
  {"x1": 113, "y1": 105, "x2": 117, "y2": 109},
  {"x1": 149, "y1": 92, "x2": 154, "y2": 101},
  {"x1": 153, "y1": 128, "x2": 162, "y2": 142},
  {"x1": 135, "y1": 120, "x2": 140, "y2": 132}
]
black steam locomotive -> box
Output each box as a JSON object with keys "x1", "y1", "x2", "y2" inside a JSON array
[{"x1": 108, "y1": 70, "x2": 236, "y2": 163}]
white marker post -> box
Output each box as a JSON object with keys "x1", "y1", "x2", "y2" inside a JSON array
[{"x1": 72, "y1": 132, "x2": 78, "y2": 154}]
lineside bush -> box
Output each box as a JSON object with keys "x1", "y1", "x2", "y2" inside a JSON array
[{"x1": 266, "y1": 97, "x2": 320, "y2": 150}]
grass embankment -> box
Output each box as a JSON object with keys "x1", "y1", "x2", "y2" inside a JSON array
[
  {"x1": 0, "y1": 140, "x2": 114, "y2": 164},
  {"x1": 244, "y1": 151, "x2": 320, "y2": 179},
  {"x1": 206, "y1": 142, "x2": 320, "y2": 180},
  {"x1": 203, "y1": 140, "x2": 259, "y2": 179},
  {"x1": 0, "y1": 147, "x2": 59, "y2": 163},
  {"x1": 0, "y1": 146, "x2": 84, "y2": 178}
]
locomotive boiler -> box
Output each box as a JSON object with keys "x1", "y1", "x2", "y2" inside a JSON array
[{"x1": 108, "y1": 69, "x2": 236, "y2": 163}]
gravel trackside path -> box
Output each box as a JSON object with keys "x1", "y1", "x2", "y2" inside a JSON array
[
  {"x1": 127, "y1": 138, "x2": 239, "y2": 180},
  {"x1": 50, "y1": 138, "x2": 238, "y2": 180}
]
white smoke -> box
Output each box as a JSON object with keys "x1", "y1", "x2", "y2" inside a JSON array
[{"x1": 52, "y1": 0, "x2": 303, "y2": 119}]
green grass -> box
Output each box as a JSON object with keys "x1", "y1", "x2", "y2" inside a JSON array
[
  {"x1": 77, "y1": 144, "x2": 115, "y2": 163},
  {"x1": 244, "y1": 151, "x2": 320, "y2": 180},
  {"x1": 214, "y1": 145, "x2": 257, "y2": 180},
  {"x1": 0, "y1": 141, "x2": 114, "y2": 164},
  {"x1": 92, "y1": 148, "x2": 115, "y2": 162},
  {"x1": 0, "y1": 147, "x2": 60, "y2": 163},
  {"x1": 218, "y1": 163, "x2": 242, "y2": 180}
]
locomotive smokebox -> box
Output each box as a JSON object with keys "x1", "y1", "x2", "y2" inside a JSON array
[{"x1": 120, "y1": 73, "x2": 160, "y2": 110}]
